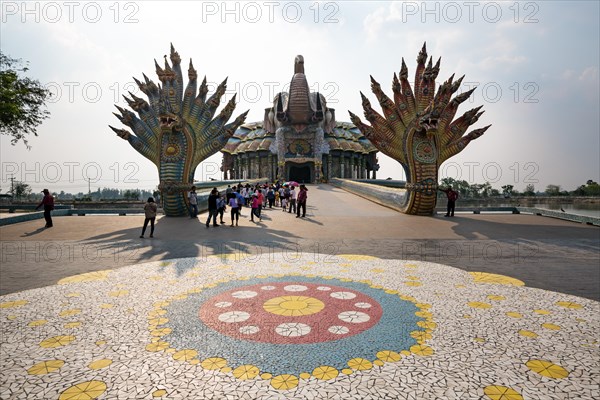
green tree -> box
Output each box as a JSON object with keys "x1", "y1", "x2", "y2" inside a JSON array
[
  {"x1": 545, "y1": 184, "x2": 561, "y2": 196},
  {"x1": 501, "y1": 185, "x2": 514, "y2": 197},
  {"x1": 523, "y1": 184, "x2": 536, "y2": 196},
  {"x1": 13, "y1": 181, "x2": 31, "y2": 200},
  {"x1": 0, "y1": 52, "x2": 52, "y2": 148}
]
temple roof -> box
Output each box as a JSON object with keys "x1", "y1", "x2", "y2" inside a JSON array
[{"x1": 222, "y1": 122, "x2": 378, "y2": 155}]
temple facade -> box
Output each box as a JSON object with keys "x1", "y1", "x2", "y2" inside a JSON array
[{"x1": 221, "y1": 56, "x2": 378, "y2": 183}]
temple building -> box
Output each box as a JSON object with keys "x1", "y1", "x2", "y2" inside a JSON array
[{"x1": 221, "y1": 56, "x2": 379, "y2": 183}]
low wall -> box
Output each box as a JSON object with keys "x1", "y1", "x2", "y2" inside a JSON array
[
  {"x1": 330, "y1": 178, "x2": 407, "y2": 212},
  {"x1": 517, "y1": 207, "x2": 600, "y2": 226}
]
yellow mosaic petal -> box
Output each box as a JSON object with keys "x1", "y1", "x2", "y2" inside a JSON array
[
  {"x1": 469, "y1": 272, "x2": 525, "y2": 286},
  {"x1": 534, "y1": 309, "x2": 551, "y2": 315},
  {"x1": 66, "y1": 293, "x2": 81, "y2": 297},
  {"x1": 526, "y1": 359, "x2": 569, "y2": 379},
  {"x1": 519, "y1": 330, "x2": 538, "y2": 338},
  {"x1": 376, "y1": 350, "x2": 401, "y2": 362},
  {"x1": 201, "y1": 357, "x2": 227, "y2": 370},
  {"x1": 220, "y1": 367, "x2": 232, "y2": 373},
  {"x1": 40, "y1": 335, "x2": 75, "y2": 348},
  {"x1": 64, "y1": 322, "x2": 82, "y2": 329},
  {"x1": 410, "y1": 344, "x2": 434, "y2": 356},
  {"x1": 145, "y1": 341, "x2": 169, "y2": 352},
  {"x1": 506, "y1": 312, "x2": 523, "y2": 318},
  {"x1": 347, "y1": 358, "x2": 373, "y2": 370},
  {"x1": 341, "y1": 368, "x2": 353, "y2": 375},
  {"x1": 410, "y1": 331, "x2": 432, "y2": 342},
  {"x1": 487, "y1": 295, "x2": 506, "y2": 301},
  {"x1": 415, "y1": 311, "x2": 433, "y2": 319},
  {"x1": 542, "y1": 323, "x2": 561, "y2": 331},
  {"x1": 270, "y1": 374, "x2": 299, "y2": 390},
  {"x1": 373, "y1": 359, "x2": 384, "y2": 366},
  {"x1": 556, "y1": 301, "x2": 583, "y2": 309},
  {"x1": 173, "y1": 349, "x2": 198, "y2": 362},
  {"x1": 151, "y1": 328, "x2": 172, "y2": 337},
  {"x1": 88, "y1": 359, "x2": 112, "y2": 370},
  {"x1": 483, "y1": 385, "x2": 524, "y2": 400},
  {"x1": 108, "y1": 290, "x2": 129, "y2": 297},
  {"x1": 263, "y1": 296, "x2": 325, "y2": 316},
  {"x1": 260, "y1": 373, "x2": 273, "y2": 379},
  {"x1": 152, "y1": 389, "x2": 167, "y2": 397},
  {"x1": 299, "y1": 372, "x2": 311, "y2": 380},
  {"x1": 95, "y1": 340, "x2": 106, "y2": 346},
  {"x1": 404, "y1": 263, "x2": 418, "y2": 268},
  {"x1": 27, "y1": 360, "x2": 65, "y2": 375},
  {"x1": 232, "y1": 364, "x2": 260, "y2": 380},
  {"x1": 58, "y1": 270, "x2": 111, "y2": 285},
  {"x1": 100, "y1": 304, "x2": 113, "y2": 309},
  {"x1": 416, "y1": 303, "x2": 432, "y2": 309},
  {"x1": 404, "y1": 281, "x2": 422, "y2": 287},
  {"x1": 59, "y1": 380, "x2": 107, "y2": 400},
  {"x1": 28, "y1": 319, "x2": 47, "y2": 327},
  {"x1": 148, "y1": 317, "x2": 168, "y2": 326},
  {"x1": 468, "y1": 302, "x2": 492, "y2": 309},
  {"x1": 417, "y1": 321, "x2": 437, "y2": 329},
  {"x1": 148, "y1": 309, "x2": 167, "y2": 318},
  {"x1": 59, "y1": 309, "x2": 81, "y2": 317},
  {"x1": 338, "y1": 254, "x2": 379, "y2": 261},
  {"x1": 370, "y1": 268, "x2": 385, "y2": 273},
  {"x1": 312, "y1": 366, "x2": 339, "y2": 380},
  {"x1": 0, "y1": 300, "x2": 28, "y2": 308}
]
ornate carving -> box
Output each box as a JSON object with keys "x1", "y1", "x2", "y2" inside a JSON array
[
  {"x1": 110, "y1": 44, "x2": 248, "y2": 216},
  {"x1": 349, "y1": 43, "x2": 491, "y2": 215}
]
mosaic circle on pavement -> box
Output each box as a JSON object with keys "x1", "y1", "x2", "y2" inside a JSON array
[
  {"x1": 168, "y1": 276, "x2": 421, "y2": 375},
  {"x1": 1, "y1": 254, "x2": 598, "y2": 400},
  {"x1": 198, "y1": 280, "x2": 386, "y2": 344}
]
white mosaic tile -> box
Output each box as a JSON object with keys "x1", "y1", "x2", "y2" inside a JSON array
[{"x1": 0, "y1": 254, "x2": 598, "y2": 399}]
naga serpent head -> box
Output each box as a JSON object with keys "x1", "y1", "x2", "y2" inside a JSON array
[
  {"x1": 159, "y1": 112, "x2": 181, "y2": 132},
  {"x1": 418, "y1": 102, "x2": 442, "y2": 139}
]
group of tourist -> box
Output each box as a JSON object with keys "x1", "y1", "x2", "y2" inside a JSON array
[{"x1": 187, "y1": 181, "x2": 309, "y2": 229}]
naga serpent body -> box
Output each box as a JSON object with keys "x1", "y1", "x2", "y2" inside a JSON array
[
  {"x1": 110, "y1": 45, "x2": 247, "y2": 216},
  {"x1": 350, "y1": 43, "x2": 490, "y2": 215}
]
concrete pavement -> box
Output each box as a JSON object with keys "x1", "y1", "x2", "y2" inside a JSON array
[{"x1": 1, "y1": 184, "x2": 598, "y2": 300}]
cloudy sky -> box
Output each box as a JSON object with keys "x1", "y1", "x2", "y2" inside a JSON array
[{"x1": 1, "y1": 1, "x2": 598, "y2": 194}]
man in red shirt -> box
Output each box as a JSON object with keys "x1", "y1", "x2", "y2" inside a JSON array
[
  {"x1": 36, "y1": 189, "x2": 55, "y2": 228},
  {"x1": 439, "y1": 187, "x2": 458, "y2": 217}
]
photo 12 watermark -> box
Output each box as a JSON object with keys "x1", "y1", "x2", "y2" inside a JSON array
[
  {"x1": 1, "y1": 1, "x2": 140, "y2": 24},
  {"x1": 393, "y1": 1, "x2": 540, "y2": 24},
  {"x1": 199, "y1": 1, "x2": 340, "y2": 24}
]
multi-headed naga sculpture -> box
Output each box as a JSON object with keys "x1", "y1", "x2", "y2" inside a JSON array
[
  {"x1": 110, "y1": 45, "x2": 248, "y2": 216},
  {"x1": 349, "y1": 43, "x2": 491, "y2": 215}
]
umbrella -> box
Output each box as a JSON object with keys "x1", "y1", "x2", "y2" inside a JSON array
[{"x1": 285, "y1": 181, "x2": 299, "y2": 187}]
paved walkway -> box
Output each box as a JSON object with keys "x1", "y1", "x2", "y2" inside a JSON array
[
  {"x1": 1, "y1": 185, "x2": 598, "y2": 300},
  {"x1": 0, "y1": 185, "x2": 599, "y2": 399}
]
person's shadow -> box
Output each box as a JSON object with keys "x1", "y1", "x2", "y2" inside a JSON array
[{"x1": 21, "y1": 227, "x2": 47, "y2": 237}]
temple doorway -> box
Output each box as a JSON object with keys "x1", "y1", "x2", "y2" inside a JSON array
[{"x1": 287, "y1": 163, "x2": 313, "y2": 183}]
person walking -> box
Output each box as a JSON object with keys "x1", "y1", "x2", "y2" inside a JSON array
[
  {"x1": 188, "y1": 186, "x2": 198, "y2": 218},
  {"x1": 140, "y1": 197, "x2": 158, "y2": 238},
  {"x1": 250, "y1": 193, "x2": 261, "y2": 222},
  {"x1": 36, "y1": 189, "x2": 54, "y2": 228},
  {"x1": 296, "y1": 185, "x2": 308, "y2": 218},
  {"x1": 229, "y1": 194, "x2": 240, "y2": 226},
  {"x1": 234, "y1": 189, "x2": 245, "y2": 217},
  {"x1": 267, "y1": 186, "x2": 275, "y2": 208},
  {"x1": 439, "y1": 187, "x2": 459, "y2": 217},
  {"x1": 205, "y1": 188, "x2": 220, "y2": 227},
  {"x1": 217, "y1": 194, "x2": 227, "y2": 224},
  {"x1": 288, "y1": 186, "x2": 297, "y2": 214},
  {"x1": 256, "y1": 188, "x2": 264, "y2": 219}
]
